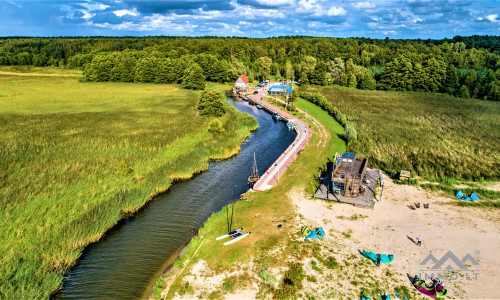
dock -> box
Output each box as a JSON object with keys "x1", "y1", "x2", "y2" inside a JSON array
[{"x1": 235, "y1": 88, "x2": 312, "y2": 191}]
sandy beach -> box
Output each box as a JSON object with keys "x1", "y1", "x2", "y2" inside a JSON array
[
  {"x1": 172, "y1": 174, "x2": 499, "y2": 299},
  {"x1": 293, "y1": 174, "x2": 500, "y2": 299}
]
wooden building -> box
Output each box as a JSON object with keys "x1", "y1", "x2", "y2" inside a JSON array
[{"x1": 331, "y1": 153, "x2": 369, "y2": 197}]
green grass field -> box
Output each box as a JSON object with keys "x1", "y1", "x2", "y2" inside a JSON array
[
  {"x1": 0, "y1": 67, "x2": 257, "y2": 299},
  {"x1": 162, "y1": 97, "x2": 347, "y2": 298},
  {"x1": 301, "y1": 86, "x2": 500, "y2": 181}
]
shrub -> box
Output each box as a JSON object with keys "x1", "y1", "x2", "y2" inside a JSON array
[
  {"x1": 115, "y1": 160, "x2": 133, "y2": 176},
  {"x1": 343, "y1": 123, "x2": 357, "y2": 143},
  {"x1": 208, "y1": 118, "x2": 224, "y2": 134},
  {"x1": 198, "y1": 88, "x2": 226, "y2": 117},
  {"x1": 274, "y1": 262, "x2": 305, "y2": 299}
]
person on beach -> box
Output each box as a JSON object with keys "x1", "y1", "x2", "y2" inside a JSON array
[
  {"x1": 417, "y1": 235, "x2": 422, "y2": 246},
  {"x1": 376, "y1": 254, "x2": 381, "y2": 267}
]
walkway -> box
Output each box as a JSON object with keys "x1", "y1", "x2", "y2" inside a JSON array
[{"x1": 239, "y1": 87, "x2": 312, "y2": 191}]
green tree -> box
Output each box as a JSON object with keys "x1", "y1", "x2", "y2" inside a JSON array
[
  {"x1": 300, "y1": 55, "x2": 317, "y2": 78},
  {"x1": 198, "y1": 88, "x2": 226, "y2": 116},
  {"x1": 310, "y1": 61, "x2": 327, "y2": 85},
  {"x1": 457, "y1": 85, "x2": 470, "y2": 99},
  {"x1": 285, "y1": 60, "x2": 294, "y2": 80},
  {"x1": 441, "y1": 64, "x2": 458, "y2": 95},
  {"x1": 135, "y1": 56, "x2": 159, "y2": 83},
  {"x1": 488, "y1": 81, "x2": 500, "y2": 101},
  {"x1": 347, "y1": 73, "x2": 357, "y2": 88},
  {"x1": 182, "y1": 63, "x2": 206, "y2": 90},
  {"x1": 359, "y1": 71, "x2": 376, "y2": 90},
  {"x1": 256, "y1": 56, "x2": 272, "y2": 80}
]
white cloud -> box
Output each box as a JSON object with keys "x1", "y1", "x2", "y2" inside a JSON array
[
  {"x1": 297, "y1": 0, "x2": 320, "y2": 12},
  {"x1": 255, "y1": 0, "x2": 294, "y2": 6},
  {"x1": 6, "y1": 0, "x2": 22, "y2": 8},
  {"x1": 79, "y1": 2, "x2": 110, "y2": 11},
  {"x1": 327, "y1": 7, "x2": 346, "y2": 16},
  {"x1": 486, "y1": 14, "x2": 498, "y2": 22},
  {"x1": 81, "y1": 10, "x2": 95, "y2": 20},
  {"x1": 113, "y1": 9, "x2": 138, "y2": 17},
  {"x1": 352, "y1": 2, "x2": 375, "y2": 10}
]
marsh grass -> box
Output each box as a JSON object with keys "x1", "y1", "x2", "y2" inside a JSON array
[
  {"x1": 0, "y1": 68, "x2": 257, "y2": 298},
  {"x1": 302, "y1": 85, "x2": 500, "y2": 180}
]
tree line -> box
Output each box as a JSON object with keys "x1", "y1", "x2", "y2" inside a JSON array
[{"x1": 0, "y1": 36, "x2": 499, "y2": 99}]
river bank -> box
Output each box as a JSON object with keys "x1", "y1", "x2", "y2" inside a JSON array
[
  {"x1": 57, "y1": 98, "x2": 297, "y2": 299},
  {"x1": 0, "y1": 68, "x2": 260, "y2": 299},
  {"x1": 157, "y1": 97, "x2": 500, "y2": 300},
  {"x1": 154, "y1": 97, "x2": 347, "y2": 299}
]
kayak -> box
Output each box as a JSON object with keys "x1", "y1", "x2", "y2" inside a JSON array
[
  {"x1": 223, "y1": 232, "x2": 251, "y2": 245},
  {"x1": 216, "y1": 228, "x2": 243, "y2": 240}
]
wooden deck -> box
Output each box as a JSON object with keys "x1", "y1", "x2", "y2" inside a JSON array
[{"x1": 237, "y1": 87, "x2": 312, "y2": 191}]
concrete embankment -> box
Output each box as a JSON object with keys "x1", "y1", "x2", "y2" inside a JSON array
[{"x1": 239, "y1": 88, "x2": 312, "y2": 191}]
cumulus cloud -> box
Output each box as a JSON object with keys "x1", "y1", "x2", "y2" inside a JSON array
[
  {"x1": 78, "y1": 2, "x2": 110, "y2": 11},
  {"x1": 113, "y1": 9, "x2": 138, "y2": 17},
  {"x1": 0, "y1": 0, "x2": 499, "y2": 38},
  {"x1": 486, "y1": 14, "x2": 498, "y2": 22},
  {"x1": 254, "y1": 0, "x2": 294, "y2": 6},
  {"x1": 352, "y1": 2, "x2": 375, "y2": 10},
  {"x1": 327, "y1": 6, "x2": 346, "y2": 16}
]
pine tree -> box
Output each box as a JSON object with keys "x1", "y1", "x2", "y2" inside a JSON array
[{"x1": 310, "y1": 61, "x2": 327, "y2": 86}]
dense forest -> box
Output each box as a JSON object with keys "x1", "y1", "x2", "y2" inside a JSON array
[{"x1": 0, "y1": 35, "x2": 499, "y2": 100}]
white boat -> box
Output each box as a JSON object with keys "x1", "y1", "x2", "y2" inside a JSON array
[
  {"x1": 256, "y1": 104, "x2": 263, "y2": 109},
  {"x1": 223, "y1": 232, "x2": 251, "y2": 245},
  {"x1": 216, "y1": 228, "x2": 243, "y2": 240}
]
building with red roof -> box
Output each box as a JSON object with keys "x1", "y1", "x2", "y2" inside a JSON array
[{"x1": 235, "y1": 74, "x2": 249, "y2": 88}]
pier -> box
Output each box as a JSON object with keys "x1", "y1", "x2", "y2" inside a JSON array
[{"x1": 235, "y1": 87, "x2": 312, "y2": 191}]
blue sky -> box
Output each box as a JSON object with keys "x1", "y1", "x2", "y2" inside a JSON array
[{"x1": 1, "y1": 0, "x2": 499, "y2": 38}]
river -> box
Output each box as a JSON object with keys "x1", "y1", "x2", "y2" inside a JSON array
[{"x1": 57, "y1": 98, "x2": 297, "y2": 299}]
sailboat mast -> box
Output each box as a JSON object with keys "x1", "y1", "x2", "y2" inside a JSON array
[{"x1": 253, "y1": 152, "x2": 258, "y2": 175}]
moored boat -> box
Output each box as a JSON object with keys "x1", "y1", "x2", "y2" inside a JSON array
[{"x1": 248, "y1": 152, "x2": 259, "y2": 188}]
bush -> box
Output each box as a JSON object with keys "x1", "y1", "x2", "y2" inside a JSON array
[
  {"x1": 208, "y1": 118, "x2": 224, "y2": 134},
  {"x1": 274, "y1": 262, "x2": 305, "y2": 299},
  {"x1": 198, "y1": 88, "x2": 226, "y2": 117},
  {"x1": 343, "y1": 123, "x2": 357, "y2": 143},
  {"x1": 115, "y1": 160, "x2": 133, "y2": 176},
  {"x1": 300, "y1": 91, "x2": 348, "y2": 127}
]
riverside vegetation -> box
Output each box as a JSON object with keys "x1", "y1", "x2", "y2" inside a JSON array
[
  {"x1": 0, "y1": 67, "x2": 257, "y2": 298},
  {"x1": 300, "y1": 86, "x2": 500, "y2": 181},
  {"x1": 154, "y1": 98, "x2": 425, "y2": 299},
  {"x1": 153, "y1": 97, "x2": 347, "y2": 299}
]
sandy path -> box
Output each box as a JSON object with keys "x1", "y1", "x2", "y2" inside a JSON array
[{"x1": 293, "y1": 174, "x2": 500, "y2": 299}]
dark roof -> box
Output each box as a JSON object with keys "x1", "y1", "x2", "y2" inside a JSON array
[{"x1": 342, "y1": 153, "x2": 356, "y2": 159}]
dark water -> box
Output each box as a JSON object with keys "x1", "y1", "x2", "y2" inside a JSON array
[{"x1": 57, "y1": 98, "x2": 296, "y2": 299}]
